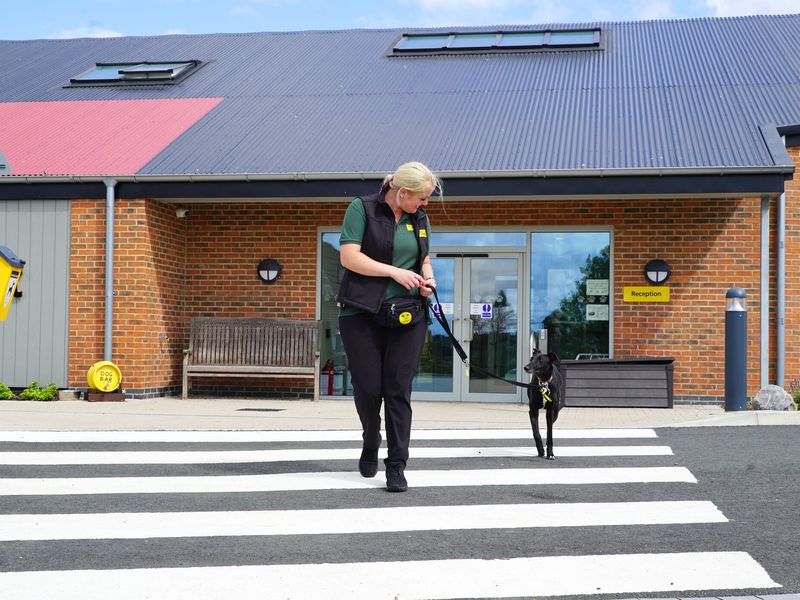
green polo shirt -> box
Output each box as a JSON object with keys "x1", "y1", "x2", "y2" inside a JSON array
[{"x1": 339, "y1": 197, "x2": 431, "y2": 316}]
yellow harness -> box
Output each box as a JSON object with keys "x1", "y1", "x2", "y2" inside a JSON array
[{"x1": 539, "y1": 379, "x2": 553, "y2": 404}]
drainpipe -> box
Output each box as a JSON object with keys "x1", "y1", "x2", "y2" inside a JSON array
[
  {"x1": 760, "y1": 195, "x2": 769, "y2": 389},
  {"x1": 103, "y1": 178, "x2": 116, "y2": 362},
  {"x1": 777, "y1": 138, "x2": 787, "y2": 386}
]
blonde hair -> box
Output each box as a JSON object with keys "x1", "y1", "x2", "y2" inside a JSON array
[{"x1": 382, "y1": 161, "x2": 443, "y2": 201}]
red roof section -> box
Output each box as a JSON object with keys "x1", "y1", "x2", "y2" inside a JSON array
[{"x1": 0, "y1": 98, "x2": 223, "y2": 177}]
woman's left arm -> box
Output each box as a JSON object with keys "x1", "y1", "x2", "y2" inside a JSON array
[{"x1": 419, "y1": 255, "x2": 435, "y2": 298}]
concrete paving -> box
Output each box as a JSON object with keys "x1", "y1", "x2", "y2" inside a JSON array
[{"x1": 1, "y1": 397, "x2": 799, "y2": 431}]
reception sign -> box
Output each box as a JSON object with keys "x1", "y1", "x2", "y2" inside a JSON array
[{"x1": 623, "y1": 286, "x2": 670, "y2": 302}]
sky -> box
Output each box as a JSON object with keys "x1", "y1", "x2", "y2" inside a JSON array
[{"x1": 1, "y1": 0, "x2": 798, "y2": 40}]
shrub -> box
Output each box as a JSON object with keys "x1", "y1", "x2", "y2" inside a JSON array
[
  {"x1": 19, "y1": 381, "x2": 59, "y2": 401},
  {"x1": 0, "y1": 383, "x2": 14, "y2": 400},
  {"x1": 787, "y1": 378, "x2": 800, "y2": 410}
]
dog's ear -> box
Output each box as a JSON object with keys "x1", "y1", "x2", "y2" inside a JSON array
[{"x1": 547, "y1": 352, "x2": 560, "y2": 363}]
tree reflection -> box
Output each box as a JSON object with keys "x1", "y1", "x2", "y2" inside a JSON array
[{"x1": 545, "y1": 245, "x2": 610, "y2": 360}]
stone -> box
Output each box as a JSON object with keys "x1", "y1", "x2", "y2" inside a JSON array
[
  {"x1": 57, "y1": 389, "x2": 82, "y2": 401},
  {"x1": 752, "y1": 385, "x2": 797, "y2": 411}
]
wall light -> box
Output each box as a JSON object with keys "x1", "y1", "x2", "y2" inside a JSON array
[
  {"x1": 644, "y1": 259, "x2": 671, "y2": 284},
  {"x1": 257, "y1": 258, "x2": 282, "y2": 283}
]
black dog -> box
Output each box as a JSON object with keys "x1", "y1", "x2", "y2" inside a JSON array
[{"x1": 524, "y1": 350, "x2": 564, "y2": 459}]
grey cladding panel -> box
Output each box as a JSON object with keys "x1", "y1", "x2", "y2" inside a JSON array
[{"x1": 0, "y1": 199, "x2": 70, "y2": 387}]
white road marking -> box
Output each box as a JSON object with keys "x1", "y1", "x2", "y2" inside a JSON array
[
  {"x1": 0, "y1": 552, "x2": 778, "y2": 599},
  {"x1": 0, "y1": 466, "x2": 696, "y2": 495},
  {"x1": 0, "y1": 501, "x2": 726, "y2": 541},
  {"x1": 0, "y1": 428, "x2": 657, "y2": 443},
  {"x1": 0, "y1": 445, "x2": 672, "y2": 465}
]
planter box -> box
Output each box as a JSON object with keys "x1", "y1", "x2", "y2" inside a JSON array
[{"x1": 561, "y1": 357, "x2": 674, "y2": 408}]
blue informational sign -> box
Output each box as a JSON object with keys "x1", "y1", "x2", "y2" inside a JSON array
[{"x1": 481, "y1": 303, "x2": 492, "y2": 319}]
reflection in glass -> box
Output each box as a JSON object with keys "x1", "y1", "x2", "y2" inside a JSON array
[
  {"x1": 413, "y1": 258, "x2": 455, "y2": 393},
  {"x1": 531, "y1": 232, "x2": 610, "y2": 361},
  {"x1": 319, "y1": 233, "x2": 350, "y2": 394},
  {"x1": 431, "y1": 232, "x2": 526, "y2": 247},
  {"x1": 468, "y1": 258, "x2": 518, "y2": 394}
]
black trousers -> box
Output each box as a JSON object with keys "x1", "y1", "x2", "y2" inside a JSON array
[{"x1": 339, "y1": 312, "x2": 427, "y2": 467}]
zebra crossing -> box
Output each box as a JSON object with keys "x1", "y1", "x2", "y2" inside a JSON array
[{"x1": 0, "y1": 427, "x2": 780, "y2": 599}]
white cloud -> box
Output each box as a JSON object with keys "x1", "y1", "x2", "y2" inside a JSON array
[
  {"x1": 705, "y1": 0, "x2": 800, "y2": 16},
  {"x1": 52, "y1": 26, "x2": 123, "y2": 39},
  {"x1": 231, "y1": 5, "x2": 259, "y2": 17},
  {"x1": 413, "y1": 0, "x2": 520, "y2": 7},
  {"x1": 636, "y1": 1, "x2": 675, "y2": 20},
  {"x1": 400, "y1": 0, "x2": 536, "y2": 27},
  {"x1": 521, "y1": 0, "x2": 576, "y2": 25}
]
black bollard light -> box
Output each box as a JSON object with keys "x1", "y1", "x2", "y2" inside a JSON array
[{"x1": 724, "y1": 287, "x2": 747, "y2": 411}]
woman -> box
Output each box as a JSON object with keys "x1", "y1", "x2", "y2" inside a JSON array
[{"x1": 337, "y1": 161, "x2": 441, "y2": 492}]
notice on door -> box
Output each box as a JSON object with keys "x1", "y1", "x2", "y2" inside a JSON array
[
  {"x1": 586, "y1": 279, "x2": 609, "y2": 296},
  {"x1": 432, "y1": 302, "x2": 454, "y2": 315},
  {"x1": 470, "y1": 303, "x2": 493, "y2": 318},
  {"x1": 586, "y1": 304, "x2": 609, "y2": 321}
]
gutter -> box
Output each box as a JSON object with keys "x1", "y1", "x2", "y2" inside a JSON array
[{"x1": 0, "y1": 164, "x2": 795, "y2": 185}]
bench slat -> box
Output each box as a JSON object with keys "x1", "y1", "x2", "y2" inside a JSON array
[{"x1": 187, "y1": 366, "x2": 315, "y2": 375}]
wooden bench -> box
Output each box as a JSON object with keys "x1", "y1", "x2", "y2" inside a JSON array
[
  {"x1": 182, "y1": 317, "x2": 320, "y2": 400},
  {"x1": 560, "y1": 357, "x2": 674, "y2": 408}
]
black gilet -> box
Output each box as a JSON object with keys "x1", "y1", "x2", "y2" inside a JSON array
[{"x1": 336, "y1": 190, "x2": 429, "y2": 314}]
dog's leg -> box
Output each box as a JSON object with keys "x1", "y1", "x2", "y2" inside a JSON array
[
  {"x1": 529, "y1": 408, "x2": 545, "y2": 457},
  {"x1": 545, "y1": 405, "x2": 556, "y2": 460}
]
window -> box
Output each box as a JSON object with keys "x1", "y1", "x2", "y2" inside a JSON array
[
  {"x1": 69, "y1": 61, "x2": 200, "y2": 86},
  {"x1": 393, "y1": 29, "x2": 600, "y2": 54},
  {"x1": 531, "y1": 232, "x2": 611, "y2": 361}
]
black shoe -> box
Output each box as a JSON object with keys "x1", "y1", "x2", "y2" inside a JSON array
[
  {"x1": 358, "y1": 434, "x2": 381, "y2": 478},
  {"x1": 386, "y1": 463, "x2": 408, "y2": 492}
]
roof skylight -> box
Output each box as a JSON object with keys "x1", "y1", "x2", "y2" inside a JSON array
[
  {"x1": 393, "y1": 29, "x2": 600, "y2": 53},
  {"x1": 69, "y1": 61, "x2": 200, "y2": 86}
]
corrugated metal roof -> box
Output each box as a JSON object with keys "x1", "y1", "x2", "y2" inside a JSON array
[
  {"x1": 1, "y1": 15, "x2": 800, "y2": 179},
  {"x1": 0, "y1": 99, "x2": 221, "y2": 176}
]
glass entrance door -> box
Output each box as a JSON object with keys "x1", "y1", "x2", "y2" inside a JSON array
[{"x1": 414, "y1": 253, "x2": 524, "y2": 402}]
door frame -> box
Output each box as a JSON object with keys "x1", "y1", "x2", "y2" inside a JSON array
[{"x1": 414, "y1": 250, "x2": 529, "y2": 403}]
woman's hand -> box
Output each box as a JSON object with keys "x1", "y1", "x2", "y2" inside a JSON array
[
  {"x1": 391, "y1": 267, "x2": 426, "y2": 290},
  {"x1": 419, "y1": 277, "x2": 436, "y2": 298}
]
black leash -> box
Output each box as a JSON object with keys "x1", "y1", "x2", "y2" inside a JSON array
[{"x1": 427, "y1": 286, "x2": 532, "y2": 390}]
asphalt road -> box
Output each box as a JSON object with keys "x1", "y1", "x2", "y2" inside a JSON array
[
  {"x1": 654, "y1": 425, "x2": 800, "y2": 597},
  {"x1": 0, "y1": 425, "x2": 796, "y2": 599}
]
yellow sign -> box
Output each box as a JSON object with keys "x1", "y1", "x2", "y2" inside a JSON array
[
  {"x1": 624, "y1": 286, "x2": 670, "y2": 302},
  {"x1": 0, "y1": 245, "x2": 25, "y2": 321},
  {"x1": 398, "y1": 311, "x2": 412, "y2": 325}
]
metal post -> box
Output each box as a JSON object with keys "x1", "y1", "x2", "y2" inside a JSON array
[{"x1": 724, "y1": 287, "x2": 747, "y2": 411}]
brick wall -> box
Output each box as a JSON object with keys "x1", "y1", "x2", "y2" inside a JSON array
[
  {"x1": 69, "y1": 199, "x2": 186, "y2": 396},
  {"x1": 69, "y1": 192, "x2": 787, "y2": 401},
  {"x1": 784, "y1": 147, "x2": 800, "y2": 394}
]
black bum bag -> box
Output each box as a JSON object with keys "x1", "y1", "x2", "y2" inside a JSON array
[{"x1": 371, "y1": 296, "x2": 428, "y2": 328}]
